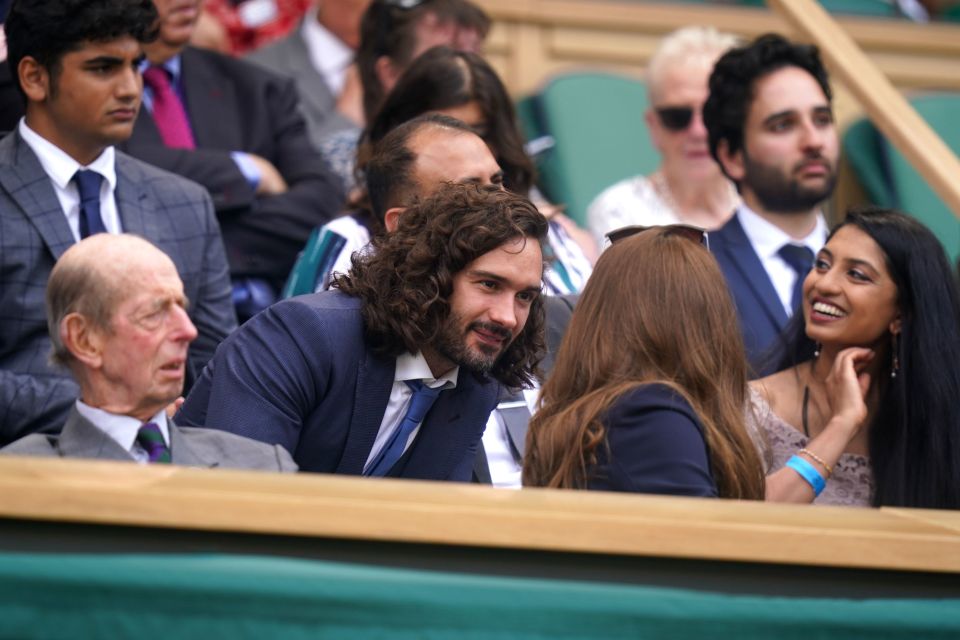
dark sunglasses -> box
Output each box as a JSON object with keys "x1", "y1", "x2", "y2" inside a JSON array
[
  {"x1": 655, "y1": 106, "x2": 695, "y2": 132},
  {"x1": 606, "y1": 224, "x2": 709, "y2": 251}
]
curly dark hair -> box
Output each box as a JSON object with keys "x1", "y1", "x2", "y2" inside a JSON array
[
  {"x1": 335, "y1": 183, "x2": 548, "y2": 388},
  {"x1": 357, "y1": 0, "x2": 490, "y2": 123},
  {"x1": 703, "y1": 33, "x2": 832, "y2": 182},
  {"x1": 5, "y1": 0, "x2": 158, "y2": 99}
]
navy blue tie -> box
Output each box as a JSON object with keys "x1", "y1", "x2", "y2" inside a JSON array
[
  {"x1": 73, "y1": 170, "x2": 106, "y2": 238},
  {"x1": 778, "y1": 244, "x2": 814, "y2": 314},
  {"x1": 366, "y1": 380, "x2": 443, "y2": 477}
]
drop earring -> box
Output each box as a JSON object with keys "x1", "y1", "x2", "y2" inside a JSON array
[
  {"x1": 813, "y1": 342, "x2": 821, "y2": 358},
  {"x1": 891, "y1": 333, "x2": 900, "y2": 379}
]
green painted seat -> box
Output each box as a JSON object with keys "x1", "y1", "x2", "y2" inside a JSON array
[{"x1": 520, "y1": 72, "x2": 658, "y2": 226}]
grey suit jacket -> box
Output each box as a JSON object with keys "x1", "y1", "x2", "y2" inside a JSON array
[
  {"x1": 0, "y1": 130, "x2": 237, "y2": 445},
  {"x1": 0, "y1": 406, "x2": 297, "y2": 471},
  {"x1": 246, "y1": 24, "x2": 355, "y2": 147}
]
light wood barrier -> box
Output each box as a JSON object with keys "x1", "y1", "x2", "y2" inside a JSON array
[{"x1": 1, "y1": 457, "x2": 958, "y2": 598}]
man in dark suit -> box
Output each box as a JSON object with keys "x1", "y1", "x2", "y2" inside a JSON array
[
  {"x1": 122, "y1": 0, "x2": 345, "y2": 313},
  {"x1": 178, "y1": 184, "x2": 548, "y2": 481},
  {"x1": 2, "y1": 234, "x2": 295, "y2": 471},
  {"x1": 703, "y1": 34, "x2": 839, "y2": 375},
  {"x1": 0, "y1": 0, "x2": 236, "y2": 445}
]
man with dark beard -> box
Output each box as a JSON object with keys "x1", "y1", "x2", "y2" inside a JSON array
[
  {"x1": 703, "y1": 33, "x2": 838, "y2": 375},
  {"x1": 178, "y1": 183, "x2": 547, "y2": 480}
]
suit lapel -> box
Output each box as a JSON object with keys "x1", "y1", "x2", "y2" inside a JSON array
[
  {"x1": 114, "y1": 155, "x2": 161, "y2": 239},
  {"x1": 285, "y1": 32, "x2": 336, "y2": 111},
  {"x1": 0, "y1": 131, "x2": 75, "y2": 261},
  {"x1": 181, "y1": 47, "x2": 242, "y2": 149},
  {"x1": 718, "y1": 215, "x2": 790, "y2": 331},
  {"x1": 169, "y1": 421, "x2": 218, "y2": 467},
  {"x1": 334, "y1": 349, "x2": 395, "y2": 474},
  {"x1": 57, "y1": 407, "x2": 136, "y2": 462}
]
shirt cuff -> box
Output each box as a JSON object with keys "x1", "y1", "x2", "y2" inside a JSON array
[{"x1": 231, "y1": 151, "x2": 261, "y2": 191}]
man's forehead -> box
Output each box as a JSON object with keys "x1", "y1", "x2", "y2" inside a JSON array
[{"x1": 748, "y1": 65, "x2": 829, "y2": 117}]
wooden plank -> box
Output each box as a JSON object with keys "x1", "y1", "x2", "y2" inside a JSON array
[{"x1": 0, "y1": 457, "x2": 958, "y2": 574}]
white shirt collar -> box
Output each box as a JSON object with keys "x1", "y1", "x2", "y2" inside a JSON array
[
  {"x1": 737, "y1": 202, "x2": 827, "y2": 260},
  {"x1": 395, "y1": 351, "x2": 459, "y2": 390},
  {"x1": 301, "y1": 15, "x2": 353, "y2": 94},
  {"x1": 75, "y1": 400, "x2": 170, "y2": 452},
  {"x1": 19, "y1": 118, "x2": 118, "y2": 193}
]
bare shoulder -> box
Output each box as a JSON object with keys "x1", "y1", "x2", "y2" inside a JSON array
[{"x1": 750, "y1": 367, "x2": 803, "y2": 417}]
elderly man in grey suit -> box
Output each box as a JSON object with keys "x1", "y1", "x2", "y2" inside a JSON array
[
  {"x1": 1, "y1": 234, "x2": 295, "y2": 471},
  {"x1": 0, "y1": 0, "x2": 236, "y2": 445}
]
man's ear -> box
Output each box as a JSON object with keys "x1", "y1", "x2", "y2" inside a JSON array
[
  {"x1": 716, "y1": 138, "x2": 745, "y2": 183},
  {"x1": 18, "y1": 56, "x2": 51, "y2": 103},
  {"x1": 383, "y1": 206, "x2": 406, "y2": 233},
  {"x1": 61, "y1": 313, "x2": 104, "y2": 370},
  {"x1": 374, "y1": 55, "x2": 400, "y2": 94}
]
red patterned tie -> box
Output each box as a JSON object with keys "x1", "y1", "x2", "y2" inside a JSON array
[{"x1": 142, "y1": 66, "x2": 196, "y2": 149}]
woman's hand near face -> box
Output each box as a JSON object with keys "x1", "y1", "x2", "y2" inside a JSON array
[{"x1": 824, "y1": 347, "x2": 873, "y2": 438}]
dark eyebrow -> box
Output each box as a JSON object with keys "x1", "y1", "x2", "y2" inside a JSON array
[
  {"x1": 843, "y1": 257, "x2": 880, "y2": 275},
  {"x1": 468, "y1": 269, "x2": 542, "y2": 294},
  {"x1": 762, "y1": 110, "x2": 797, "y2": 126},
  {"x1": 83, "y1": 55, "x2": 125, "y2": 66}
]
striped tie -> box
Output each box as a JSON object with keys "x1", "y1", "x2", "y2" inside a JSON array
[{"x1": 136, "y1": 422, "x2": 171, "y2": 464}]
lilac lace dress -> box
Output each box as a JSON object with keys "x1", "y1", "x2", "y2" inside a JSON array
[{"x1": 748, "y1": 389, "x2": 873, "y2": 506}]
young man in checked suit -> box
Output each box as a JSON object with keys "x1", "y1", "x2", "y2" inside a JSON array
[{"x1": 0, "y1": 0, "x2": 236, "y2": 445}]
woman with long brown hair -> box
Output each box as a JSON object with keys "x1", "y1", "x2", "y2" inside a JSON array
[{"x1": 523, "y1": 227, "x2": 764, "y2": 498}]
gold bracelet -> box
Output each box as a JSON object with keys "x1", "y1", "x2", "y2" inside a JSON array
[{"x1": 799, "y1": 448, "x2": 833, "y2": 478}]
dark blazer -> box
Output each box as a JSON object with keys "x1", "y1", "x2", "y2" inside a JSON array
[
  {"x1": 0, "y1": 406, "x2": 297, "y2": 471},
  {"x1": 588, "y1": 384, "x2": 717, "y2": 497},
  {"x1": 710, "y1": 212, "x2": 790, "y2": 376},
  {"x1": 0, "y1": 130, "x2": 236, "y2": 446},
  {"x1": 120, "y1": 46, "x2": 345, "y2": 289},
  {"x1": 177, "y1": 290, "x2": 499, "y2": 480},
  {"x1": 246, "y1": 24, "x2": 356, "y2": 147}
]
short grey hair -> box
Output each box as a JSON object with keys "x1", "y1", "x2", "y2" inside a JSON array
[{"x1": 647, "y1": 26, "x2": 740, "y2": 102}]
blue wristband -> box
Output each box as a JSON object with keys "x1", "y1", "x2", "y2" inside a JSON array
[{"x1": 786, "y1": 455, "x2": 827, "y2": 497}]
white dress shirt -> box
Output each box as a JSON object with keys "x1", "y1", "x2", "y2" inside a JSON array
[
  {"x1": 301, "y1": 13, "x2": 354, "y2": 96},
  {"x1": 19, "y1": 119, "x2": 121, "y2": 241},
  {"x1": 75, "y1": 401, "x2": 170, "y2": 464},
  {"x1": 737, "y1": 203, "x2": 827, "y2": 316},
  {"x1": 481, "y1": 387, "x2": 539, "y2": 489},
  {"x1": 363, "y1": 352, "x2": 459, "y2": 473}
]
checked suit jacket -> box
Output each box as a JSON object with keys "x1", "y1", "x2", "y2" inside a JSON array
[{"x1": 0, "y1": 130, "x2": 236, "y2": 445}]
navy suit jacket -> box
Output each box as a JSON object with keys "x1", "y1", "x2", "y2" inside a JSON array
[
  {"x1": 588, "y1": 384, "x2": 717, "y2": 497},
  {"x1": 0, "y1": 130, "x2": 236, "y2": 445},
  {"x1": 121, "y1": 46, "x2": 345, "y2": 289},
  {"x1": 711, "y1": 212, "x2": 791, "y2": 376},
  {"x1": 178, "y1": 290, "x2": 499, "y2": 480}
]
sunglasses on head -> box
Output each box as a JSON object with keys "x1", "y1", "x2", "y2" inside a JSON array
[
  {"x1": 655, "y1": 106, "x2": 695, "y2": 132},
  {"x1": 606, "y1": 224, "x2": 710, "y2": 251}
]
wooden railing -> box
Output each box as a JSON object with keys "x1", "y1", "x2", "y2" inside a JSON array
[{"x1": 0, "y1": 456, "x2": 958, "y2": 597}]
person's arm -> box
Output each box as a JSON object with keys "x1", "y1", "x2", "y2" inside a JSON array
[
  {"x1": 0, "y1": 371, "x2": 77, "y2": 446},
  {"x1": 184, "y1": 190, "x2": 237, "y2": 380},
  {"x1": 600, "y1": 386, "x2": 718, "y2": 497},
  {"x1": 763, "y1": 348, "x2": 872, "y2": 503},
  {"x1": 177, "y1": 299, "x2": 332, "y2": 455}
]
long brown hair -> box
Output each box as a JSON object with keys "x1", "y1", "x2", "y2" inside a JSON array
[{"x1": 523, "y1": 228, "x2": 765, "y2": 499}]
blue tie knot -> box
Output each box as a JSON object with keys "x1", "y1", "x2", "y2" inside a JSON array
[
  {"x1": 403, "y1": 379, "x2": 443, "y2": 424},
  {"x1": 778, "y1": 244, "x2": 814, "y2": 276}
]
